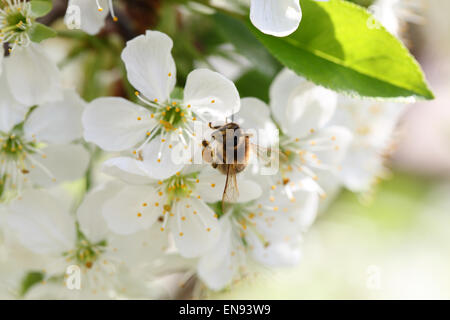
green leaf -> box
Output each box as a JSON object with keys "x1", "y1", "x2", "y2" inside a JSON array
[
  {"x1": 29, "y1": 23, "x2": 57, "y2": 43},
  {"x1": 249, "y1": 0, "x2": 434, "y2": 100},
  {"x1": 30, "y1": 0, "x2": 53, "y2": 18},
  {"x1": 235, "y1": 69, "x2": 273, "y2": 103},
  {"x1": 19, "y1": 272, "x2": 45, "y2": 297}
]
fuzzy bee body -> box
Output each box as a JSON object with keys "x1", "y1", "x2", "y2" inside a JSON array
[{"x1": 202, "y1": 122, "x2": 252, "y2": 206}]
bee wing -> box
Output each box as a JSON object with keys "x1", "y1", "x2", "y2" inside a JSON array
[{"x1": 222, "y1": 165, "x2": 239, "y2": 205}]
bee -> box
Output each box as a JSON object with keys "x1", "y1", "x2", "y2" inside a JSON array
[{"x1": 202, "y1": 122, "x2": 271, "y2": 208}]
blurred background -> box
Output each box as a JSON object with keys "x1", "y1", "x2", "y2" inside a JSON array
[{"x1": 207, "y1": 0, "x2": 450, "y2": 300}]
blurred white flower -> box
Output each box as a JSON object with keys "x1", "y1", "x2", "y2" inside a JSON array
[
  {"x1": 83, "y1": 30, "x2": 240, "y2": 180},
  {"x1": 250, "y1": 0, "x2": 302, "y2": 37},
  {"x1": 65, "y1": 0, "x2": 117, "y2": 35},
  {"x1": 249, "y1": 0, "x2": 329, "y2": 37},
  {"x1": 371, "y1": 0, "x2": 423, "y2": 37},
  {"x1": 0, "y1": 89, "x2": 89, "y2": 202},
  {"x1": 6, "y1": 186, "x2": 168, "y2": 298},
  {"x1": 331, "y1": 96, "x2": 406, "y2": 192},
  {"x1": 95, "y1": 168, "x2": 233, "y2": 259},
  {"x1": 258, "y1": 68, "x2": 352, "y2": 199},
  {"x1": 198, "y1": 186, "x2": 318, "y2": 291},
  {"x1": 0, "y1": 1, "x2": 62, "y2": 106}
]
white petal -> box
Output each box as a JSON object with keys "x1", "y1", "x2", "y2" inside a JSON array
[
  {"x1": 108, "y1": 224, "x2": 169, "y2": 267},
  {"x1": 235, "y1": 97, "x2": 278, "y2": 147},
  {"x1": 0, "y1": 73, "x2": 29, "y2": 132},
  {"x1": 102, "y1": 157, "x2": 153, "y2": 185},
  {"x1": 24, "y1": 89, "x2": 85, "y2": 144},
  {"x1": 76, "y1": 182, "x2": 123, "y2": 243},
  {"x1": 338, "y1": 147, "x2": 383, "y2": 192},
  {"x1": 270, "y1": 69, "x2": 337, "y2": 137},
  {"x1": 121, "y1": 30, "x2": 176, "y2": 102},
  {"x1": 170, "y1": 198, "x2": 220, "y2": 258},
  {"x1": 83, "y1": 97, "x2": 153, "y2": 152},
  {"x1": 235, "y1": 179, "x2": 263, "y2": 203},
  {"x1": 66, "y1": 0, "x2": 109, "y2": 35},
  {"x1": 250, "y1": 0, "x2": 302, "y2": 37},
  {"x1": 248, "y1": 232, "x2": 302, "y2": 267},
  {"x1": 184, "y1": 69, "x2": 240, "y2": 120},
  {"x1": 102, "y1": 185, "x2": 161, "y2": 235},
  {"x1": 196, "y1": 167, "x2": 226, "y2": 203},
  {"x1": 5, "y1": 44, "x2": 62, "y2": 106},
  {"x1": 197, "y1": 216, "x2": 238, "y2": 291},
  {"x1": 292, "y1": 191, "x2": 319, "y2": 230},
  {"x1": 309, "y1": 126, "x2": 353, "y2": 167},
  {"x1": 196, "y1": 168, "x2": 262, "y2": 203},
  {"x1": 141, "y1": 137, "x2": 186, "y2": 180},
  {"x1": 7, "y1": 190, "x2": 76, "y2": 254},
  {"x1": 28, "y1": 144, "x2": 90, "y2": 187}
]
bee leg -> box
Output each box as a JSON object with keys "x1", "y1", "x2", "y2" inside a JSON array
[{"x1": 209, "y1": 122, "x2": 223, "y2": 130}]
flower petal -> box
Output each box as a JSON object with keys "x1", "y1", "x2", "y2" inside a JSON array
[
  {"x1": 170, "y1": 198, "x2": 220, "y2": 258},
  {"x1": 0, "y1": 73, "x2": 29, "y2": 132},
  {"x1": 83, "y1": 97, "x2": 153, "y2": 152},
  {"x1": 7, "y1": 190, "x2": 76, "y2": 254},
  {"x1": 309, "y1": 126, "x2": 353, "y2": 168},
  {"x1": 76, "y1": 182, "x2": 123, "y2": 243},
  {"x1": 65, "y1": 0, "x2": 109, "y2": 35},
  {"x1": 24, "y1": 89, "x2": 85, "y2": 144},
  {"x1": 27, "y1": 144, "x2": 90, "y2": 187},
  {"x1": 247, "y1": 232, "x2": 302, "y2": 267},
  {"x1": 141, "y1": 137, "x2": 186, "y2": 180},
  {"x1": 102, "y1": 157, "x2": 153, "y2": 185},
  {"x1": 235, "y1": 97, "x2": 278, "y2": 147},
  {"x1": 102, "y1": 184, "x2": 160, "y2": 235},
  {"x1": 197, "y1": 216, "x2": 239, "y2": 290},
  {"x1": 270, "y1": 69, "x2": 337, "y2": 138},
  {"x1": 108, "y1": 224, "x2": 169, "y2": 267},
  {"x1": 250, "y1": 0, "x2": 302, "y2": 37},
  {"x1": 196, "y1": 168, "x2": 262, "y2": 203},
  {"x1": 121, "y1": 30, "x2": 176, "y2": 102},
  {"x1": 184, "y1": 69, "x2": 240, "y2": 120},
  {"x1": 4, "y1": 44, "x2": 62, "y2": 106}
]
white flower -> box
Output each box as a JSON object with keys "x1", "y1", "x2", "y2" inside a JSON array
[
  {"x1": 0, "y1": 1, "x2": 62, "y2": 106},
  {"x1": 96, "y1": 167, "x2": 227, "y2": 258},
  {"x1": 6, "y1": 186, "x2": 168, "y2": 297},
  {"x1": 370, "y1": 0, "x2": 423, "y2": 37},
  {"x1": 250, "y1": 0, "x2": 302, "y2": 37},
  {"x1": 65, "y1": 0, "x2": 117, "y2": 35},
  {"x1": 83, "y1": 30, "x2": 240, "y2": 180},
  {"x1": 198, "y1": 185, "x2": 318, "y2": 291},
  {"x1": 0, "y1": 89, "x2": 89, "y2": 202},
  {"x1": 330, "y1": 96, "x2": 407, "y2": 192},
  {"x1": 235, "y1": 69, "x2": 352, "y2": 199},
  {"x1": 249, "y1": 0, "x2": 328, "y2": 37}
]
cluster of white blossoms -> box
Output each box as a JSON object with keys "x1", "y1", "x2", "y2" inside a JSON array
[{"x1": 0, "y1": 0, "x2": 415, "y2": 299}]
